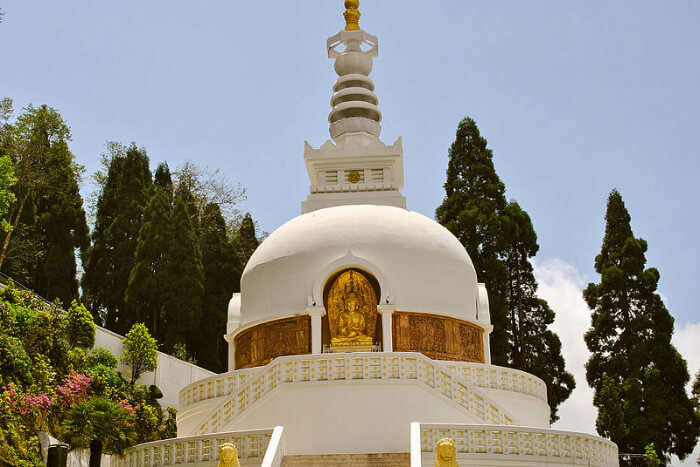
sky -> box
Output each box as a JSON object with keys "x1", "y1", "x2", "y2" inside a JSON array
[{"x1": 2, "y1": 1, "x2": 699, "y2": 463}]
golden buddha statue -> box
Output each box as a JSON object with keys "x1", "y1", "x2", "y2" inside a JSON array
[
  {"x1": 326, "y1": 269, "x2": 377, "y2": 349},
  {"x1": 332, "y1": 292, "x2": 372, "y2": 345}
]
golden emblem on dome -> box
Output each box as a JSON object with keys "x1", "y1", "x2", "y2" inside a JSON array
[
  {"x1": 326, "y1": 269, "x2": 377, "y2": 348},
  {"x1": 348, "y1": 170, "x2": 362, "y2": 184},
  {"x1": 344, "y1": 0, "x2": 361, "y2": 31}
]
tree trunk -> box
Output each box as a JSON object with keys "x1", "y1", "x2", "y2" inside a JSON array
[
  {"x1": 89, "y1": 439, "x2": 102, "y2": 467},
  {"x1": 0, "y1": 192, "x2": 28, "y2": 269}
]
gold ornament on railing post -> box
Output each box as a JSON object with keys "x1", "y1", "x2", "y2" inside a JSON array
[
  {"x1": 435, "y1": 438, "x2": 458, "y2": 467},
  {"x1": 344, "y1": 0, "x2": 361, "y2": 31},
  {"x1": 218, "y1": 442, "x2": 240, "y2": 467}
]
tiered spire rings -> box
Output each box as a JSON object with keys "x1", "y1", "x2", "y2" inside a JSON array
[{"x1": 326, "y1": 0, "x2": 381, "y2": 142}]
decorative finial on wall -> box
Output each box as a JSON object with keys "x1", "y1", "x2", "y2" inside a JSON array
[{"x1": 344, "y1": 0, "x2": 361, "y2": 31}]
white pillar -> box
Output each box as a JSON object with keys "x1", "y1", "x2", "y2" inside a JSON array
[
  {"x1": 482, "y1": 325, "x2": 494, "y2": 365},
  {"x1": 306, "y1": 307, "x2": 326, "y2": 354},
  {"x1": 224, "y1": 334, "x2": 235, "y2": 371},
  {"x1": 378, "y1": 305, "x2": 395, "y2": 352}
]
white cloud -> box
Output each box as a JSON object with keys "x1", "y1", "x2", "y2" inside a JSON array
[
  {"x1": 533, "y1": 258, "x2": 700, "y2": 466},
  {"x1": 533, "y1": 258, "x2": 597, "y2": 435},
  {"x1": 672, "y1": 321, "x2": 700, "y2": 390}
]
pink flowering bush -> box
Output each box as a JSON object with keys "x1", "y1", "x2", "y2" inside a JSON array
[
  {"x1": 55, "y1": 371, "x2": 91, "y2": 408},
  {"x1": 2, "y1": 383, "x2": 51, "y2": 431}
]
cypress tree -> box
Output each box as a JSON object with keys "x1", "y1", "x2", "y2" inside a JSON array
[
  {"x1": 125, "y1": 187, "x2": 173, "y2": 343},
  {"x1": 153, "y1": 162, "x2": 173, "y2": 195},
  {"x1": 161, "y1": 195, "x2": 204, "y2": 354},
  {"x1": 33, "y1": 148, "x2": 89, "y2": 305},
  {"x1": 500, "y1": 201, "x2": 575, "y2": 422},
  {"x1": 436, "y1": 117, "x2": 573, "y2": 421},
  {"x1": 584, "y1": 190, "x2": 699, "y2": 462},
  {"x1": 0, "y1": 103, "x2": 89, "y2": 305},
  {"x1": 82, "y1": 144, "x2": 152, "y2": 331},
  {"x1": 196, "y1": 203, "x2": 241, "y2": 371},
  {"x1": 435, "y1": 118, "x2": 509, "y2": 364},
  {"x1": 233, "y1": 213, "x2": 260, "y2": 269}
]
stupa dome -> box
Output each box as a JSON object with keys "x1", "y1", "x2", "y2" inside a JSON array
[{"x1": 239, "y1": 204, "x2": 481, "y2": 329}]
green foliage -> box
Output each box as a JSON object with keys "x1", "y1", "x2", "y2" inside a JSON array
[
  {"x1": 162, "y1": 196, "x2": 204, "y2": 354},
  {"x1": 0, "y1": 240, "x2": 176, "y2": 465},
  {"x1": 436, "y1": 117, "x2": 574, "y2": 421},
  {"x1": 121, "y1": 323, "x2": 158, "y2": 384},
  {"x1": 644, "y1": 443, "x2": 659, "y2": 465},
  {"x1": 584, "y1": 190, "x2": 700, "y2": 461},
  {"x1": 82, "y1": 143, "x2": 152, "y2": 331},
  {"x1": 153, "y1": 161, "x2": 173, "y2": 196},
  {"x1": 436, "y1": 118, "x2": 509, "y2": 363},
  {"x1": 61, "y1": 396, "x2": 136, "y2": 456},
  {"x1": 0, "y1": 104, "x2": 89, "y2": 306},
  {"x1": 170, "y1": 342, "x2": 197, "y2": 365},
  {"x1": 0, "y1": 335, "x2": 34, "y2": 387},
  {"x1": 65, "y1": 300, "x2": 96, "y2": 349},
  {"x1": 0, "y1": 153, "x2": 16, "y2": 232},
  {"x1": 86, "y1": 347, "x2": 118, "y2": 368},
  {"x1": 233, "y1": 212, "x2": 260, "y2": 268},
  {"x1": 125, "y1": 187, "x2": 173, "y2": 342},
  {"x1": 196, "y1": 203, "x2": 241, "y2": 371}
]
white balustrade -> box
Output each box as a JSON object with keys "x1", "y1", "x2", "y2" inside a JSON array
[
  {"x1": 180, "y1": 354, "x2": 547, "y2": 411},
  {"x1": 113, "y1": 427, "x2": 283, "y2": 467},
  {"x1": 438, "y1": 361, "x2": 548, "y2": 402},
  {"x1": 196, "y1": 353, "x2": 514, "y2": 434},
  {"x1": 414, "y1": 423, "x2": 618, "y2": 467}
]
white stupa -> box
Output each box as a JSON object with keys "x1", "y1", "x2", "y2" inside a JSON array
[{"x1": 115, "y1": 2, "x2": 619, "y2": 466}]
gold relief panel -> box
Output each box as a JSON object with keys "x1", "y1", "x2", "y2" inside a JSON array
[
  {"x1": 234, "y1": 316, "x2": 311, "y2": 369},
  {"x1": 392, "y1": 312, "x2": 484, "y2": 363}
]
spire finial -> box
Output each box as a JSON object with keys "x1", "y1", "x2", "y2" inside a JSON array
[{"x1": 344, "y1": 0, "x2": 360, "y2": 31}]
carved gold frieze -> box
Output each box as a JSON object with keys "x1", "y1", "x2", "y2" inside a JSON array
[
  {"x1": 234, "y1": 316, "x2": 311, "y2": 369},
  {"x1": 392, "y1": 312, "x2": 484, "y2": 363},
  {"x1": 326, "y1": 269, "x2": 378, "y2": 349}
]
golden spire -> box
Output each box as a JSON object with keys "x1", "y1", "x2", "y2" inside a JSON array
[{"x1": 344, "y1": 0, "x2": 361, "y2": 31}]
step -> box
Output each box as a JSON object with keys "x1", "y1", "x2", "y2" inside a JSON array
[{"x1": 282, "y1": 452, "x2": 410, "y2": 467}]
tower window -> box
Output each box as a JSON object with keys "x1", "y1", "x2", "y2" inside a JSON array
[
  {"x1": 324, "y1": 170, "x2": 339, "y2": 184},
  {"x1": 370, "y1": 168, "x2": 384, "y2": 183}
]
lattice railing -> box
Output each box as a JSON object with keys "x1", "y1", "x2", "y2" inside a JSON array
[
  {"x1": 196, "y1": 353, "x2": 514, "y2": 434},
  {"x1": 112, "y1": 428, "x2": 273, "y2": 467},
  {"x1": 179, "y1": 367, "x2": 255, "y2": 408},
  {"x1": 417, "y1": 423, "x2": 618, "y2": 467},
  {"x1": 180, "y1": 355, "x2": 546, "y2": 410},
  {"x1": 438, "y1": 361, "x2": 548, "y2": 402}
]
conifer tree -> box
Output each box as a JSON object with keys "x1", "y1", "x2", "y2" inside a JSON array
[
  {"x1": 0, "y1": 103, "x2": 89, "y2": 304},
  {"x1": 161, "y1": 195, "x2": 204, "y2": 354},
  {"x1": 435, "y1": 118, "x2": 509, "y2": 363},
  {"x1": 125, "y1": 187, "x2": 173, "y2": 342},
  {"x1": 82, "y1": 144, "x2": 152, "y2": 331},
  {"x1": 500, "y1": 201, "x2": 575, "y2": 422},
  {"x1": 153, "y1": 162, "x2": 173, "y2": 195},
  {"x1": 584, "y1": 190, "x2": 699, "y2": 462},
  {"x1": 33, "y1": 152, "x2": 89, "y2": 305},
  {"x1": 233, "y1": 213, "x2": 260, "y2": 269},
  {"x1": 436, "y1": 117, "x2": 573, "y2": 421},
  {"x1": 196, "y1": 203, "x2": 242, "y2": 371}
]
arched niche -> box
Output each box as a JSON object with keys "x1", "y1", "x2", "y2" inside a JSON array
[{"x1": 321, "y1": 268, "x2": 382, "y2": 351}]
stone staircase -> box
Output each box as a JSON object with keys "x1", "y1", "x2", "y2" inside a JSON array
[
  {"x1": 282, "y1": 453, "x2": 410, "y2": 466},
  {"x1": 195, "y1": 353, "x2": 514, "y2": 435}
]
